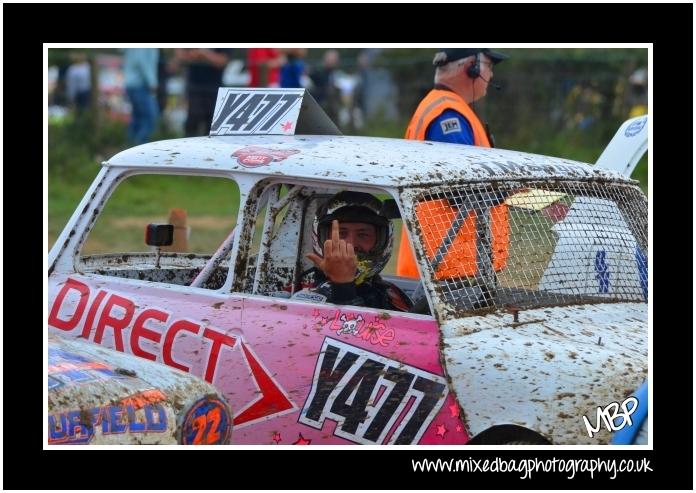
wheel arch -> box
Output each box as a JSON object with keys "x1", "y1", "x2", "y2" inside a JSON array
[{"x1": 467, "y1": 424, "x2": 552, "y2": 445}]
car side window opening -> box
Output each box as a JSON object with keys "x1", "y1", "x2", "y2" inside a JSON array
[
  {"x1": 233, "y1": 182, "x2": 311, "y2": 296},
  {"x1": 79, "y1": 174, "x2": 240, "y2": 290},
  {"x1": 236, "y1": 182, "x2": 423, "y2": 315}
]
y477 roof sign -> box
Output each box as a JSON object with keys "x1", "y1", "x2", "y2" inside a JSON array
[{"x1": 210, "y1": 88, "x2": 340, "y2": 136}]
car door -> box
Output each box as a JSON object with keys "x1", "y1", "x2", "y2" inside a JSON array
[
  {"x1": 48, "y1": 172, "x2": 245, "y2": 412},
  {"x1": 230, "y1": 180, "x2": 468, "y2": 445}
]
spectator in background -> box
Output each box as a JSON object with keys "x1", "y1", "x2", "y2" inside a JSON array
[
  {"x1": 406, "y1": 48, "x2": 507, "y2": 145},
  {"x1": 65, "y1": 52, "x2": 92, "y2": 113},
  {"x1": 628, "y1": 67, "x2": 648, "y2": 118},
  {"x1": 123, "y1": 48, "x2": 159, "y2": 144},
  {"x1": 51, "y1": 64, "x2": 70, "y2": 107},
  {"x1": 280, "y1": 48, "x2": 307, "y2": 88},
  {"x1": 309, "y1": 49, "x2": 340, "y2": 122},
  {"x1": 157, "y1": 48, "x2": 171, "y2": 117},
  {"x1": 247, "y1": 48, "x2": 285, "y2": 88},
  {"x1": 175, "y1": 48, "x2": 232, "y2": 136}
]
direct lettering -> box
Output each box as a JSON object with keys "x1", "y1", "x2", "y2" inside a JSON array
[
  {"x1": 49, "y1": 278, "x2": 90, "y2": 331},
  {"x1": 94, "y1": 294, "x2": 135, "y2": 352},
  {"x1": 163, "y1": 319, "x2": 201, "y2": 372},
  {"x1": 130, "y1": 308, "x2": 168, "y2": 361},
  {"x1": 202, "y1": 328, "x2": 237, "y2": 383},
  {"x1": 49, "y1": 279, "x2": 244, "y2": 387},
  {"x1": 81, "y1": 290, "x2": 107, "y2": 338}
]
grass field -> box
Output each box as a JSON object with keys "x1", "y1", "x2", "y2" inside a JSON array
[{"x1": 49, "y1": 173, "x2": 240, "y2": 250}]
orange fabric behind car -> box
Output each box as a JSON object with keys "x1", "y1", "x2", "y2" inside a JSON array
[{"x1": 414, "y1": 199, "x2": 509, "y2": 280}]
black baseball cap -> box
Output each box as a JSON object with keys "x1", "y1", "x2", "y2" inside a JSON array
[{"x1": 433, "y1": 48, "x2": 509, "y2": 67}]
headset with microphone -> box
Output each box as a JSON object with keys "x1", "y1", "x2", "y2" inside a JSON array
[
  {"x1": 467, "y1": 53, "x2": 501, "y2": 90},
  {"x1": 466, "y1": 53, "x2": 481, "y2": 79},
  {"x1": 480, "y1": 75, "x2": 501, "y2": 91}
]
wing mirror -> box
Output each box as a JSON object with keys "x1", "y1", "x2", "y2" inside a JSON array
[{"x1": 145, "y1": 224, "x2": 174, "y2": 247}]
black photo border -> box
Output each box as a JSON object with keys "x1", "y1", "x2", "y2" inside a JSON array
[{"x1": 4, "y1": 2, "x2": 691, "y2": 490}]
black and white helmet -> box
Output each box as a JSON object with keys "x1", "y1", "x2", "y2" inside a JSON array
[{"x1": 312, "y1": 191, "x2": 393, "y2": 285}]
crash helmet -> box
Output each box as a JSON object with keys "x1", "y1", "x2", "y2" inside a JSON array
[{"x1": 312, "y1": 191, "x2": 393, "y2": 285}]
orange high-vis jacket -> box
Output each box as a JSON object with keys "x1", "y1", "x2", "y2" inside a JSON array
[
  {"x1": 404, "y1": 89, "x2": 492, "y2": 145},
  {"x1": 397, "y1": 89, "x2": 509, "y2": 279}
]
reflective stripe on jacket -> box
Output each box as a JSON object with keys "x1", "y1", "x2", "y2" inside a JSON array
[{"x1": 404, "y1": 89, "x2": 491, "y2": 146}]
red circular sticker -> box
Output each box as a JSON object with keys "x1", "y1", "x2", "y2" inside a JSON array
[
  {"x1": 232, "y1": 146, "x2": 300, "y2": 168},
  {"x1": 238, "y1": 153, "x2": 273, "y2": 167}
]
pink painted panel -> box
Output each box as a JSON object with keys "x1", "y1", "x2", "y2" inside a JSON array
[
  {"x1": 235, "y1": 297, "x2": 469, "y2": 445},
  {"x1": 48, "y1": 274, "x2": 468, "y2": 445},
  {"x1": 48, "y1": 275, "x2": 242, "y2": 387}
]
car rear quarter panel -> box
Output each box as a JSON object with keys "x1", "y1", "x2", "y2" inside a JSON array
[{"x1": 441, "y1": 303, "x2": 647, "y2": 444}]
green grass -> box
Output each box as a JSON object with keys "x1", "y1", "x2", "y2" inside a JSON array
[
  {"x1": 50, "y1": 174, "x2": 240, "y2": 253},
  {"x1": 82, "y1": 215, "x2": 237, "y2": 255},
  {"x1": 93, "y1": 175, "x2": 240, "y2": 216},
  {"x1": 48, "y1": 177, "x2": 98, "y2": 246}
]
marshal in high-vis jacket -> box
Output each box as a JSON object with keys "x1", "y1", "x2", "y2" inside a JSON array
[{"x1": 398, "y1": 88, "x2": 509, "y2": 279}]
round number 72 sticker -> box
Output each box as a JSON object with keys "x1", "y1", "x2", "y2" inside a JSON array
[{"x1": 182, "y1": 397, "x2": 232, "y2": 445}]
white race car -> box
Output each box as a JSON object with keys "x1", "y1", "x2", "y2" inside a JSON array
[
  {"x1": 48, "y1": 88, "x2": 648, "y2": 445},
  {"x1": 49, "y1": 332, "x2": 233, "y2": 444}
]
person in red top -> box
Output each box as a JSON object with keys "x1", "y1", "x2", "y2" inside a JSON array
[{"x1": 247, "y1": 48, "x2": 285, "y2": 87}]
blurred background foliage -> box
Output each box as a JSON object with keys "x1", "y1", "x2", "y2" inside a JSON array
[{"x1": 48, "y1": 47, "x2": 648, "y2": 249}]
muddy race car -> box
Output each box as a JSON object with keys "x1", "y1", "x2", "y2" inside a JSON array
[
  {"x1": 48, "y1": 88, "x2": 649, "y2": 445},
  {"x1": 48, "y1": 332, "x2": 233, "y2": 444}
]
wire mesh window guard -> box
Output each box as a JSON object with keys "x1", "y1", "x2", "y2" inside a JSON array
[{"x1": 411, "y1": 181, "x2": 647, "y2": 314}]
